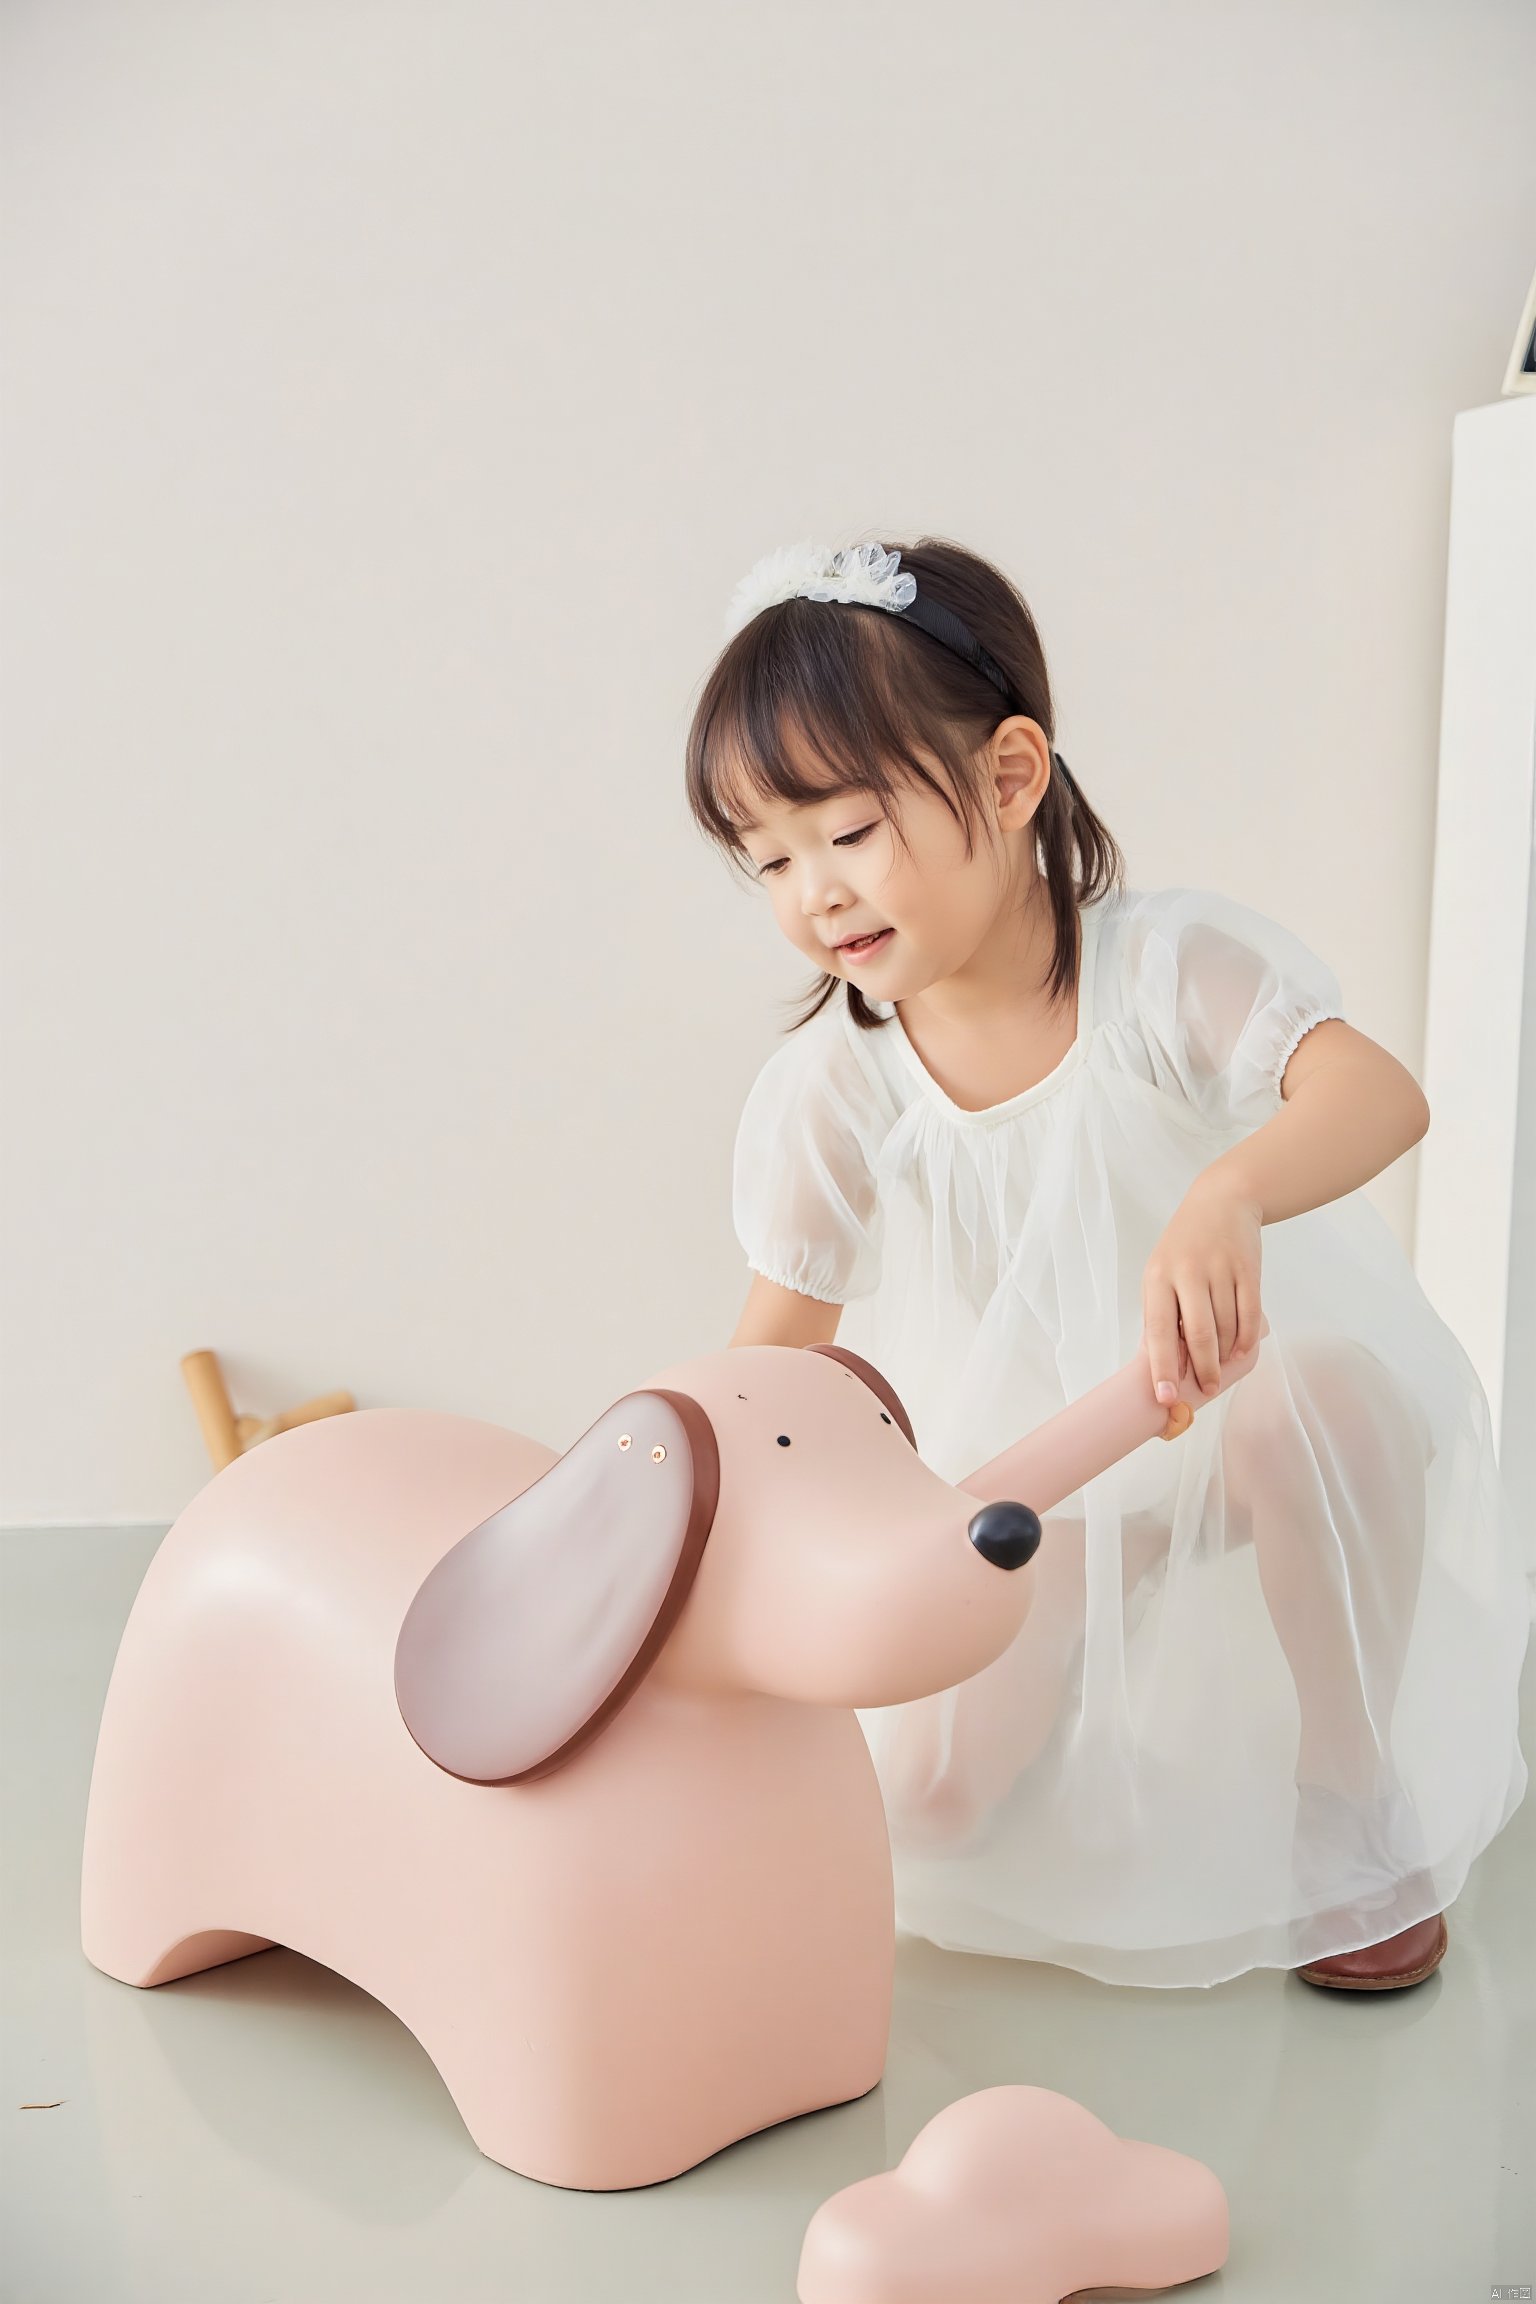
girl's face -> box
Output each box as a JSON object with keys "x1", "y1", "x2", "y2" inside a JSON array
[{"x1": 731, "y1": 724, "x2": 1050, "y2": 1002}]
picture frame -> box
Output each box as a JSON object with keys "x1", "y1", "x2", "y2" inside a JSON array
[{"x1": 1502, "y1": 260, "x2": 1536, "y2": 396}]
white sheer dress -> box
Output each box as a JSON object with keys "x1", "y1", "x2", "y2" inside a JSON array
[{"x1": 732, "y1": 883, "x2": 1530, "y2": 1986}]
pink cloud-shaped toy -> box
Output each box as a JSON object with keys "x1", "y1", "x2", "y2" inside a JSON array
[{"x1": 798, "y1": 2086, "x2": 1229, "y2": 2304}]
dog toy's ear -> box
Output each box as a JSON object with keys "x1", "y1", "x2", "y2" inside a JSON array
[
  {"x1": 394, "y1": 1390, "x2": 720, "y2": 1785},
  {"x1": 804, "y1": 1342, "x2": 917, "y2": 1449}
]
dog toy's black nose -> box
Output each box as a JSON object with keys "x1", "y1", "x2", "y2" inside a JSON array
[{"x1": 967, "y1": 1501, "x2": 1042, "y2": 1571}]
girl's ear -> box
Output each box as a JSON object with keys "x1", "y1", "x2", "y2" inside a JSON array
[
  {"x1": 989, "y1": 716, "x2": 1053, "y2": 827},
  {"x1": 803, "y1": 1342, "x2": 916, "y2": 1448},
  {"x1": 394, "y1": 1390, "x2": 720, "y2": 1784}
]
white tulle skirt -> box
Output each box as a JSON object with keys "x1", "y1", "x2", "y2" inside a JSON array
[{"x1": 845, "y1": 1191, "x2": 1532, "y2": 1989}]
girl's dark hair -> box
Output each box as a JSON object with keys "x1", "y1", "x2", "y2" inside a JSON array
[{"x1": 684, "y1": 534, "x2": 1125, "y2": 1032}]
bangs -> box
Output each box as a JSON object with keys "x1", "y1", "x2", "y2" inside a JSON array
[{"x1": 686, "y1": 598, "x2": 977, "y2": 874}]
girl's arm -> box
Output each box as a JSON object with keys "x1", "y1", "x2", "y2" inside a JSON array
[
  {"x1": 1144, "y1": 1018, "x2": 1429, "y2": 1404},
  {"x1": 1194, "y1": 1017, "x2": 1429, "y2": 1224},
  {"x1": 729, "y1": 1271, "x2": 843, "y2": 1348}
]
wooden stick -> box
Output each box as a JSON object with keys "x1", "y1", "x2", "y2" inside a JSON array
[
  {"x1": 242, "y1": 1391, "x2": 356, "y2": 1447},
  {"x1": 179, "y1": 1350, "x2": 242, "y2": 1471},
  {"x1": 182, "y1": 1355, "x2": 355, "y2": 1466}
]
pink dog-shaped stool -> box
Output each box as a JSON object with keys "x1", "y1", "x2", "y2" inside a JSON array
[{"x1": 80, "y1": 1337, "x2": 1255, "y2": 2190}]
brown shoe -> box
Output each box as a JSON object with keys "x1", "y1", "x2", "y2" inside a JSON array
[{"x1": 1295, "y1": 1912, "x2": 1447, "y2": 1990}]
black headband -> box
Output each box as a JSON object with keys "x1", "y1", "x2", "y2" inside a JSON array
[{"x1": 892, "y1": 590, "x2": 1080, "y2": 803}]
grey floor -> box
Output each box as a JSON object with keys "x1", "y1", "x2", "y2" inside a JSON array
[{"x1": 3, "y1": 1527, "x2": 1533, "y2": 2304}]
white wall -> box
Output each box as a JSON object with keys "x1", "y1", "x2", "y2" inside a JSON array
[{"x1": 4, "y1": 0, "x2": 1535, "y2": 1523}]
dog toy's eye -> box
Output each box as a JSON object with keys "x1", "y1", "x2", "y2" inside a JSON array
[
  {"x1": 880, "y1": 1411, "x2": 892, "y2": 1425},
  {"x1": 776, "y1": 1434, "x2": 792, "y2": 1447},
  {"x1": 651, "y1": 1445, "x2": 667, "y2": 1462}
]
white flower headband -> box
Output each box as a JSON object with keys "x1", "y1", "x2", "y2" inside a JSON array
[{"x1": 723, "y1": 540, "x2": 916, "y2": 637}]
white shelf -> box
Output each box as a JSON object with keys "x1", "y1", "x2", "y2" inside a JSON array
[{"x1": 1414, "y1": 395, "x2": 1536, "y2": 1468}]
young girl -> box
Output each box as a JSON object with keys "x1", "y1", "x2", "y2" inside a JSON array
[{"x1": 684, "y1": 534, "x2": 1530, "y2": 1993}]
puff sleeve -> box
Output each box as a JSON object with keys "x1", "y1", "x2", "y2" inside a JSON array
[
  {"x1": 1126, "y1": 886, "x2": 1346, "y2": 1134},
  {"x1": 732, "y1": 1009, "x2": 891, "y2": 1303}
]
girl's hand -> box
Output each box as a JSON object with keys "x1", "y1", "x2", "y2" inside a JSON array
[{"x1": 1142, "y1": 1175, "x2": 1264, "y2": 1408}]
